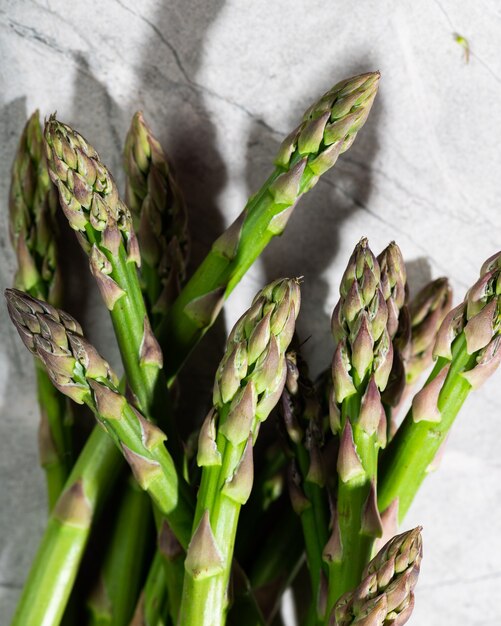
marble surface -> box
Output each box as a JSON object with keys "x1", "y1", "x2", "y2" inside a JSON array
[{"x1": 2, "y1": 0, "x2": 501, "y2": 623}]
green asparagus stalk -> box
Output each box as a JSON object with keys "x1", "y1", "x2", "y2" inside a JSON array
[
  {"x1": 43, "y1": 117, "x2": 169, "y2": 431},
  {"x1": 378, "y1": 251, "x2": 501, "y2": 521},
  {"x1": 330, "y1": 527, "x2": 422, "y2": 626},
  {"x1": 179, "y1": 278, "x2": 301, "y2": 626},
  {"x1": 6, "y1": 288, "x2": 193, "y2": 545},
  {"x1": 9, "y1": 111, "x2": 72, "y2": 509},
  {"x1": 123, "y1": 111, "x2": 189, "y2": 322},
  {"x1": 325, "y1": 239, "x2": 398, "y2": 613},
  {"x1": 87, "y1": 477, "x2": 152, "y2": 626},
  {"x1": 159, "y1": 72, "x2": 380, "y2": 380},
  {"x1": 281, "y1": 345, "x2": 329, "y2": 622}
]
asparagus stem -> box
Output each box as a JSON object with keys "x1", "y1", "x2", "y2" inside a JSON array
[
  {"x1": 9, "y1": 427, "x2": 121, "y2": 626},
  {"x1": 179, "y1": 279, "x2": 301, "y2": 626},
  {"x1": 330, "y1": 527, "x2": 422, "y2": 626},
  {"x1": 9, "y1": 111, "x2": 73, "y2": 509},
  {"x1": 378, "y1": 250, "x2": 501, "y2": 521},
  {"x1": 42, "y1": 121, "x2": 187, "y2": 626},
  {"x1": 120, "y1": 123, "x2": 190, "y2": 621},
  {"x1": 159, "y1": 72, "x2": 380, "y2": 380},
  {"x1": 87, "y1": 477, "x2": 152, "y2": 626}
]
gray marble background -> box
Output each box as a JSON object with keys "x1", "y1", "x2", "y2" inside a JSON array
[{"x1": 2, "y1": 0, "x2": 501, "y2": 624}]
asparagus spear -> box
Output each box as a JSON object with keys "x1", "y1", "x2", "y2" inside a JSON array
[
  {"x1": 179, "y1": 278, "x2": 301, "y2": 626},
  {"x1": 9, "y1": 111, "x2": 72, "y2": 510},
  {"x1": 43, "y1": 117, "x2": 169, "y2": 430},
  {"x1": 159, "y1": 72, "x2": 380, "y2": 380},
  {"x1": 281, "y1": 345, "x2": 329, "y2": 621},
  {"x1": 123, "y1": 111, "x2": 189, "y2": 322},
  {"x1": 379, "y1": 251, "x2": 501, "y2": 521},
  {"x1": 325, "y1": 239, "x2": 396, "y2": 612},
  {"x1": 6, "y1": 288, "x2": 193, "y2": 545},
  {"x1": 331, "y1": 527, "x2": 422, "y2": 626}
]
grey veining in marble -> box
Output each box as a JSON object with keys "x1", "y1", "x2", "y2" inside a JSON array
[{"x1": 2, "y1": 0, "x2": 501, "y2": 623}]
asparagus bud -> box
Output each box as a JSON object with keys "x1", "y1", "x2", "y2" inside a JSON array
[
  {"x1": 124, "y1": 112, "x2": 189, "y2": 315},
  {"x1": 433, "y1": 260, "x2": 501, "y2": 361},
  {"x1": 331, "y1": 527, "x2": 422, "y2": 626},
  {"x1": 330, "y1": 238, "x2": 391, "y2": 424},
  {"x1": 406, "y1": 278, "x2": 452, "y2": 383},
  {"x1": 377, "y1": 242, "x2": 408, "y2": 409},
  {"x1": 377, "y1": 242, "x2": 407, "y2": 340},
  {"x1": 210, "y1": 278, "x2": 301, "y2": 431},
  {"x1": 276, "y1": 72, "x2": 380, "y2": 182},
  {"x1": 44, "y1": 117, "x2": 136, "y2": 257}
]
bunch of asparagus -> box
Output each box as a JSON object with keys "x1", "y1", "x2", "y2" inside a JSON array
[{"x1": 5, "y1": 71, "x2": 501, "y2": 626}]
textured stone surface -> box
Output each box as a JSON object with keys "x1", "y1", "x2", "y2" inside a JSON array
[{"x1": 2, "y1": 0, "x2": 501, "y2": 623}]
